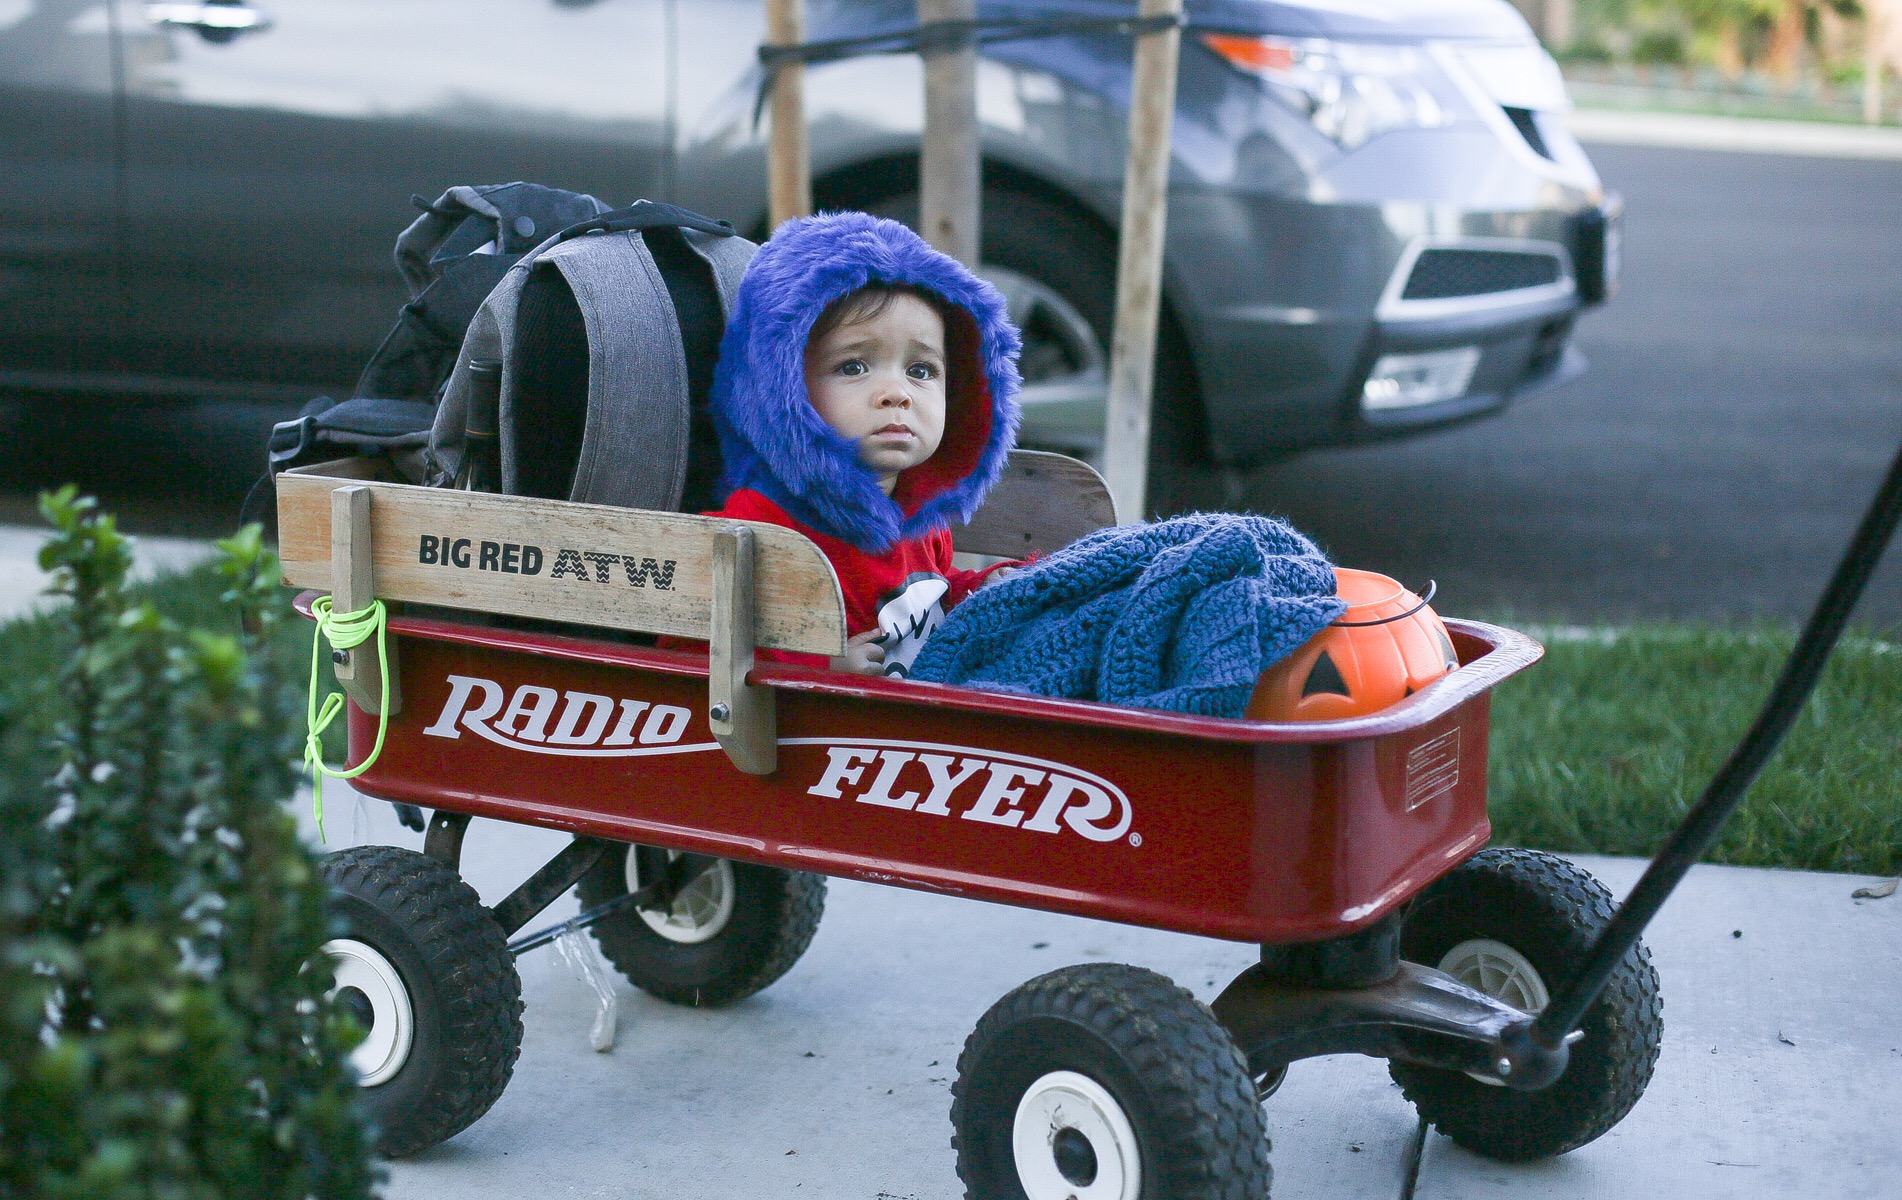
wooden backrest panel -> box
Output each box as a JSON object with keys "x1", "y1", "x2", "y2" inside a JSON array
[
  {"x1": 953, "y1": 450, "x2": 1117, "y2": 559},
  {"x1": 277, "y1": 464, "x2": 847, "y2": 656}
]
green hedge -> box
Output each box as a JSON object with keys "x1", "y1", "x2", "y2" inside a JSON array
[{"x1": 0, "y1": 490, "x2": 377, "y2": 1198}]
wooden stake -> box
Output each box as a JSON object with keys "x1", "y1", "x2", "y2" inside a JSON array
[
  {"x1": 710, "y1": 525, "x2": 776, "y2": 775},
  {"x1": 918, "y1": 0, "x2": 980, "y2": 266},
  {"x1": 765, "y1": 0, "x2": 811, "y2": 226},
  {"x1": 329, "y1": 485, "x2": 400, "y2": 716},
  {"x1": 1100, "y1": 0, "x2": 1183, "y2": 525}
]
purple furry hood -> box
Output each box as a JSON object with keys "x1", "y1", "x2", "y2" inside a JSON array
[{"x1": 709, "y1": 211, "x2": 1021, "y2": 553}]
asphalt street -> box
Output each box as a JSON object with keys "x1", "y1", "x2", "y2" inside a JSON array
[
  {"x1": 2, "y1": 141, "x2": 1899, "y2": 628},
  {"x1": 1236, "y1": 141, "x2": 1902, "y2": 627}
]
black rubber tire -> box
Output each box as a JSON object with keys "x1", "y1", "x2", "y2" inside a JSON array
[
  {"x1": 575, "y1": 844, "x2": 825, "y2": 1007},
  {"x1": 321, "y1": 845, "x2": 523, "y2": 1158},
  {"x1": 952, "y1": 963, "x2": 1272, "y2": 1200},
  {"x1": 1390, "y1": 847, "x2": 1664, "y2": 1161},
  {"x1": 869, "y1": 188, "x2": 1219, "y2": 518}
]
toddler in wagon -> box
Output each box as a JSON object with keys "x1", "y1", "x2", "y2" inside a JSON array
[{"x1": 691, "y1": 211, "x2": 1025, "y2": 676}]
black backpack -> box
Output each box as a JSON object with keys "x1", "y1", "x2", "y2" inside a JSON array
[{"x1": 253, "y1": 184, "x2": 752, "y2": 519}]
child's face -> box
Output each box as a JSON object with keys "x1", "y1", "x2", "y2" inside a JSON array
[{"x1": 803, "y1": 293, "x2": 947, "y2": 496}]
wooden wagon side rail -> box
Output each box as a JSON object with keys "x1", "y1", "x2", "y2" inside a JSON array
[{"x1": 276, "y1": 460, "x2": 849, "y2": 774}]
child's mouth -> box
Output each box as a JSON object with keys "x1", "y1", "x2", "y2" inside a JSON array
[{"x1": 871, "y1": 424, "x2": 913, "y2": 439}]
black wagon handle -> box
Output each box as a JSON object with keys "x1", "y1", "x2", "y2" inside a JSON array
[{"x1": 1527, "y1": 431, "x2": 1902, "y2": 1055}]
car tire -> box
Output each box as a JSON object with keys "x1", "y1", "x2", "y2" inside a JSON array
[
  {"x1": 1390, "y1": 847, "x2": 1663, "y2": 1161},
  {"x1": 952, "y1": 962, "x2": 1271, "y2": 1200},
  {"x1": 575, "y1": 844, "x2": 825, "y2": 1006},
  {"x1": 868, "y1": 187, "x2": 1217, "y2": 517},
  {"x1": 321, "y1": 845, "x2": 523, "y2": 1158}
]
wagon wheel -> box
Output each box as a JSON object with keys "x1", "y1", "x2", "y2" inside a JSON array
[
  {"x1": 1391, "y1": 847, "x2": 1664, "y2": 1161},
  {"x1": 952, "y1": 963, "x2": 1271, "y2": 1200},
  {"x1": 575, "y1": 843, "x2": 825, "y2": 1006},
  {"x1": 322, "y1": 845, "x2": 523, "y2": 1157}
]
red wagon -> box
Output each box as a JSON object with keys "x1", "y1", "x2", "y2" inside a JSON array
[{"x1": 280, "y1": 453, "x2": 1662, "y2": 1197}]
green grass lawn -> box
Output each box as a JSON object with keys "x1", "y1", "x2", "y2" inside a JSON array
[
  {"x1": 5, "y1": 563, "x2": 1898, "y2": 877},
  {"x1": 1487, "y1": 624, "x2": 1902, "y2": 878}
]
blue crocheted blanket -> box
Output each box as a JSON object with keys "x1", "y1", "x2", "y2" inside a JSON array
[{"x1": 910, "y1": 513, "x2": 1346, "y2": 717}]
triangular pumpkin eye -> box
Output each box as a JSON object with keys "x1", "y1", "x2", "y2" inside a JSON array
[
  {"x1": 1302, "y1": 649, "x2": 1350, "y2": 697},
  {"x1": 1434, "y1": 626, "x2": 1458, "y2": 671}
]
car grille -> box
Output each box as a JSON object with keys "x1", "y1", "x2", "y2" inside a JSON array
[{"x1": 1401, "y1": 249, "x2": 1563, "y2": 300}]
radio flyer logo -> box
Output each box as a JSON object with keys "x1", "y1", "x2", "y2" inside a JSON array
[
  {"x1": 871, "y1": 572, "x2": 950, "y2": 678},
  {"x1": 420, "y1": 679, "x2": 1137, "y2": 844},
  {"x1": 792, "y1": 738, "x2": 1135, "y2": 843},
  {"x1": 424, "y1": 674, "x2": 708, "y2": 757}
]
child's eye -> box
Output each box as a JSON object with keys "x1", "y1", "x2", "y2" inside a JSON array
[
  {"x1": 836, "y1": 359, "x2": 867, "y2": 377},
  {"x1": 906, "y1": 361, "x2": 940, "y2": 381}
]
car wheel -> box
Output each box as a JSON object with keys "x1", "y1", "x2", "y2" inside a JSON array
[
  {"x1": 321, "y1": 845, "x2": 523, "y2": 1158},
  {"x1": 868, "y1": 188, "x2": 1216, "y2": 516},
  {"x1": 575, "y1": 844, "x2": 826, "y2": 1006},
  {"x1": 1390, "y1": 847, "x2": 1663, "y2": 1161},
  {"x1": 952, "y1": 963, "x2": 1271, "y2": 1199}
]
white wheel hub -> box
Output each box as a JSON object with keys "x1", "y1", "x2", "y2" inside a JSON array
[
  {"x1": 325, "y1": 937, "x2": 415, "y2": 1087},
  {"x1": 627, "y1": 850, "x2": 736, "y2": 945},
  {"x1": 1438, "y1": 937, "x2": 1551, "y2": 1085},
  {"x1": 1438, "y1": 938, "x2": 1550, "y2": 1012},
  {"x1": 1012, "y1": 1070, "x2": 1142, "y2": 1200}
]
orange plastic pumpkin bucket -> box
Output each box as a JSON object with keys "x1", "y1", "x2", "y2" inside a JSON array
[{"x1": 1245, "y1": 569, "x2": 1460, "y2": 721}]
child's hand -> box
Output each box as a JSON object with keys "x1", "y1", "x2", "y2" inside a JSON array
[
  {"x1": 980, "y1": 565, "x2": 1020, "y2": 588},
  {"x1": 831, "y1": 629, "x2": 888, "y2": 674}
]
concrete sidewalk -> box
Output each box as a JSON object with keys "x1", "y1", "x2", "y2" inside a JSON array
[
  {"x1": 0, "y1": 524, "x2": 215, "y2": 619},
  {"x1": 303, "y1": 785, "x2": 1900, "y2": 1200}
]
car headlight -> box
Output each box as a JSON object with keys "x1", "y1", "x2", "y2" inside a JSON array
[{"x1": 1201, "y1": 34, "x2": 1472, "y2": 149}]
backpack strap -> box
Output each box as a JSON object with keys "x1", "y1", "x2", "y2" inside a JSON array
[
  {"x1": 659, "y1": 226, "x2": 755, "y2": 513},
  {"x1": 534, "y1": 231, "x2": 697, "y2": 510},
  {"x1": 542, "y1": 205, "x2": 752, "y2": 512},
  {"x1": 355, "y1": 184, "x2": 611, "y2": 403},
  {"x1": 426, "y1": 201, "x2": 758, "y2": 515}
]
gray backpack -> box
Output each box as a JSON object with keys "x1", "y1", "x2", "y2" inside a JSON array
[{"x1": 427, "y1": 200, "x2": 756, "y2": 515}]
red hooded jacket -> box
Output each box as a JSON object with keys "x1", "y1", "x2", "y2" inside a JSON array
[{"x1": 700, "y1": 488, "x2": 1011, "y2": 673}]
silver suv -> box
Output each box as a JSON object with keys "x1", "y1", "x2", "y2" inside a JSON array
[{"x1": 0, "y1": 0, "x2": 1615, "y2": 471}]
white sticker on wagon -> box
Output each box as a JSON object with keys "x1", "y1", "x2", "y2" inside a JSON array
[
  {"x1": 1403, "y1": 728, "x2": 1461, "y2": 811},
  {"x1": 787, "y1": 738, "x2": 1134, "y2": 843},
  {"x1": 423, "y1": 674, "x2": 717, "y2": 758}
]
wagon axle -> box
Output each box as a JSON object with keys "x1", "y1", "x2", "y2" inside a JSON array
[
  {"x1": 506, "y1": 845, "x2": 724, "y2": 956},
  {"x1": 1213, "y1": 946, "x2": 1573, "y2": 1095},
  {"x1": 420, "y1": 810, "x2": 725, "y2": 957}
]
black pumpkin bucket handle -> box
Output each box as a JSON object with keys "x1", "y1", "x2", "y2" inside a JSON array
[{"x1": 1329, "y1": 580, "x2": 1437, "y2": 628}]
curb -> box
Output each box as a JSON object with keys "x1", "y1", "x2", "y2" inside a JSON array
[{"x1": 1569, "y1": 107, "x2": 1902, "y2": 160}]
